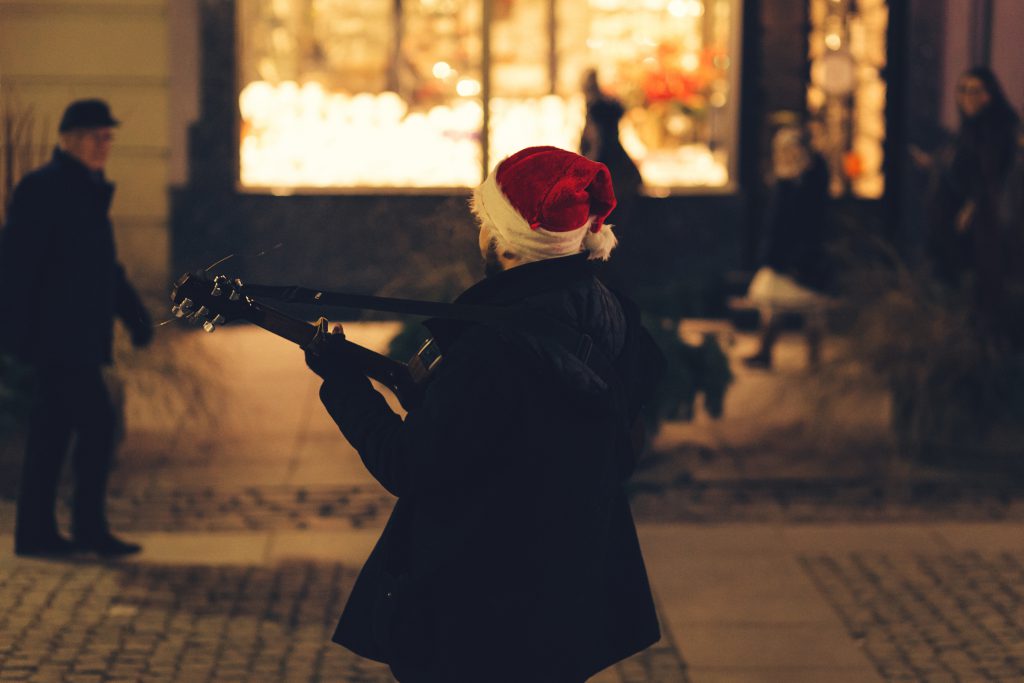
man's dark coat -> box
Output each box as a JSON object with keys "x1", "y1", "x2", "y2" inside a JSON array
[
  {"x1": 316, "y1": 255, "x2": 662, "y2": 681},
  {"x1": 0, "y1": 148, "x2": 149, "y2": 366}
]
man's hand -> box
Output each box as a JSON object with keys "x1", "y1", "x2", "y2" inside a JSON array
[{"x1": 304, "y1": 317, "x2": 357, "y2": 380}]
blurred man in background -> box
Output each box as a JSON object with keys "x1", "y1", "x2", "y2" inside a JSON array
[{"x1": 0, "y1": 99, "x2": 152, "y2": 558}]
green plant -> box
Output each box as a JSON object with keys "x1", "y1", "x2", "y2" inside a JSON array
[
  {"x1": 1, "y1": 81, "x2": 52, "y2": 224},
  {"x1": 831, "y1": 232, "x2": 1024, "y2": 469},
  {"x1": 110, "y1": 321, "x2": 224, "y2": 437},
  {"x1": 643, "y1": 317, "x2": 732, "y2": 429}
]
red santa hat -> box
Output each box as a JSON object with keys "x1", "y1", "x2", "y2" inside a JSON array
[{"x1": 471, "y1": 146, "x2": 619, "y2": 261}]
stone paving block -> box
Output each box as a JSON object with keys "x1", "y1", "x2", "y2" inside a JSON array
[
  {"x1": 677, "y1": 623, "x2": 871, "y2": 669},
  {"x1": 803, "y1": 550, "x2": 1024, "y2": 682},
  {"x1": 127, "y1": 531, "x2": 270, "y2": 564},
  {"x1": 652, "y1": 553, "x2": 839, "y2": 625},
  {"x1": 688, "y1": 668, "x2": 880, "y2": 683}
]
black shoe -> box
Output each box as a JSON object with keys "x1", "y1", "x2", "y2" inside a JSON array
[
  {"x1": 73, "y1": 533, "x2": 142, "y2": 558},
  {"x1": 15, "y1": 534, "x2": 79, "y2": 558}
]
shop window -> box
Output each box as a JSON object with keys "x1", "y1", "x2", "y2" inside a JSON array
[
  {"x1": 807, "y1": 0, "x2": 888, "y2": 199},
  {"x1": 237, "y1": 0, "x2": 741, "y2": 192}
]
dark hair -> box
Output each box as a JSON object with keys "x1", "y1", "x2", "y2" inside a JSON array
[
  {"x1": 960, "y1": 66, "x2": 1019, "y2": 126},
  {"x1": 956, "y1": 66, "x2": 1021, "y2": 183}
]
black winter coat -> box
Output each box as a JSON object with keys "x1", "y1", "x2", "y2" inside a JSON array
[
  {"x1": 758, "y1": 154, "x2": 830, "y2": 291},
  {"x1": 317, "y1": 255, "x2": 662, "y2": 681},
  {"x1": 0, "y1": 149, "x2": 149, "y2": 367}
]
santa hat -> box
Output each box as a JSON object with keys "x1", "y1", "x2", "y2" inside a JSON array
[{"x1": 471, "y1": 146, "x2": 619, "y2": 261}]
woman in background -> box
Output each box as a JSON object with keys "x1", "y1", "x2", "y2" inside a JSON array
[{"x1": 927, "y1": 66, "x2": 1023, "y2": 347}]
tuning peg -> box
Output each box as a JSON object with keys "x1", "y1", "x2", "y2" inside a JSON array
[
  {"x1": 171, "y1": 304, "x2": 184, "y2": 318},
  {"x1": 179, "y1": 298, "x2": 195, "y2": 314},
  {"x1": 211, "y1": 275, "x2": 229, "y2": 297},
  {"x1": 211, "y1": 314, "x2": 226, "y2": 325},
  {"x1": 203, "y1": 320, "x2": 217, "y2": 333},
  {"x1": 229, "y1": 278, "x2": 244, "y2": 301},
  {"x1": 195, "y1": 305, "x2": 210, "y2": 318}
]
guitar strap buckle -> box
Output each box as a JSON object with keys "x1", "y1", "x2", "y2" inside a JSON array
[{"x1": 407, "y1": 338, "x2": 443, "y2": 384}]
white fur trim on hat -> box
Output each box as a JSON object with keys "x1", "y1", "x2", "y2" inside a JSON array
[
  {"x1": 583, "y1": 223, "x2": 618, "y2": 261},
  {"x1": 472, "y1": 171, "x2": 618, "y2": 262}
]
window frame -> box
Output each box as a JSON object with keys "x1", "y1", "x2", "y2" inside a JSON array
[{"x1": 234, "y1": 0, "x2": 744, "y2": 196}]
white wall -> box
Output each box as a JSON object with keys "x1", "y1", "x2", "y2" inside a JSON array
[
  {"x1": 0, "y1": 0, "x2": 171, "y2": 297},
  {"x1": 168, "y1": 0, "x2": 200, "y2": 187}
]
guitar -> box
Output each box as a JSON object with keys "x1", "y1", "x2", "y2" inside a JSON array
[{"x1": 169, "y1": 272, "x2": 439, "y2": 410}]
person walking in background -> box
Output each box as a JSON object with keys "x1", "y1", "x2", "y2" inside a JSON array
[
  {"x1": 580, "y1": 69, "x2": 643, "y2": 230},
  {"x1": 305, "y1": 146, "x2": 663, "y2": 681},
  {"x1": 580, "y1": 69, "x2": 644, "y2": 295},
  {"x1": 744, "y1": 123, "x2": 831, "y2": 369},
  {"x1": 0, "y1": 99, "x2": 152, "y2": 557},
  {"x1": 926, "y1": 66, "x2": 1024, "y2": 347}
]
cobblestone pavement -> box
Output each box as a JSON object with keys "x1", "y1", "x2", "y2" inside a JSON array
[
  {"x1": 802, "y1": 552, "x2": 1024, "y2": 682},
  {"x1": 0, "y1": 486, "x2": 395, "y2": 534},
  {"x1": 629, "y1": 479, "x2": 1024, "y2": 524},
  {"x1": 0, "y1": 561, "x2": 389, "y2": 682},
  {"x1": 4, "y1": 478, "x2": 1024, "y2": 536},
  {"x1": 0, "y1": 560, "x2": 688, "y2": 683}
]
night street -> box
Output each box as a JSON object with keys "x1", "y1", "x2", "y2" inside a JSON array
[
  {"x1": 2, "y1": 0, "x2": 1024, "y2": 679},
  {"x1": 2, "y1": 325, "x2": 1023, "y2": 682}
]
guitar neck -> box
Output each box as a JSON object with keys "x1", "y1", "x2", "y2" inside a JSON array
[{"x1": 244, "y1": 299, "x2": 413, "y2": 392}]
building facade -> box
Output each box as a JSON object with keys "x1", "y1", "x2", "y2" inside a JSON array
[{"x1": 2, "y1": 0, "x2": 1020, "y2": 316}]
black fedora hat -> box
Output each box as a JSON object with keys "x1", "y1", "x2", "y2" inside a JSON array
[{"x1": 58, "y1": 99, "x2": 120, "y2": 132}]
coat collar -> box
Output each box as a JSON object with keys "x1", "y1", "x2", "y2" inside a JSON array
[
  {"x1": 51, "y1": 147, "x2": 111, "y2": 187},
  {"x1": 453, "y1": 253, "x2": 592, "y2": 307},
  {"x1": 424, "y1": 253, "x2": 593, "y2": 348}
]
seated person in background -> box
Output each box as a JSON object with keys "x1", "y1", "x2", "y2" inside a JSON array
[{"x1": 745, "y1": 124, "x2": 830, "y2": 370}]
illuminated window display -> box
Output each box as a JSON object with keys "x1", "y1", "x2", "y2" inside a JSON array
[
  {"x1": 238, "y1": 0, "x2": 741, "y2": 191},
  {"x1": 806, "y1": 0, "x2": 888, "y2": 199}
]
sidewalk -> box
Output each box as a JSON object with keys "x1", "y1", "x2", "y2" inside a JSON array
[
  {"x1": 1, "y1": 324, "x2": 1023, "y2": 682},
  {"x1": 4, "y1": 522, "x2": 1024, "y2": 682}
]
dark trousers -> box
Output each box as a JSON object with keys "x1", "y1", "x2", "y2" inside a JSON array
[{"x1": 15, "y1": 364, "x2": 117, "y2": 543}]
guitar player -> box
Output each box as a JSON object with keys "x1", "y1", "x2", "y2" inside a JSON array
[
  {"x1": 304, "y1": 147, "x2": 665, "y2": 682},
  {"x1": 0, "y1": 100, "x2": 152, "y2": 558}
]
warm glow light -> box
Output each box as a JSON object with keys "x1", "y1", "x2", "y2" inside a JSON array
[
  {"x1": 489, "y1": 95, "x2": 585, "y2": 165},
  {"x1": 238, "y1": 0, "x2": 736, "y2": 191},
  {"x1": 825, "y1": 32, "x2": 842, "y2": 50},
  {"x1": 432, "y1": 61, "x2": 454, "y2": 79},
  {"x1": 487, "y1": 94, "x2": 728, "y2": 189},
  {"x1": 455, "y1": 78, "x2": 482, "y2": 97},
  {"x1": 239, "y1": 81, "x2": 482, "y2": 187},
  {"x1": 668, "y1": 0, "x2": 704, "y2": 17}
]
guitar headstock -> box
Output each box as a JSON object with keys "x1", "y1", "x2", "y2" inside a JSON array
[{"x1": 170, "y1": 272, "x2": 252, "y2": 332}]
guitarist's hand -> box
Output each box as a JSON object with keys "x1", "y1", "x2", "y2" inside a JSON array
[{"x1": 304, "y1": 317, "x2": 359, "y2": 381}]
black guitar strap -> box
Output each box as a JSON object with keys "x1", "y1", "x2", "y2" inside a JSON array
[{"x1": 241, "y1": 283, "x2": 618, "y2": 390}]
